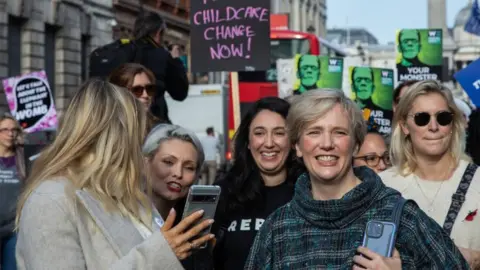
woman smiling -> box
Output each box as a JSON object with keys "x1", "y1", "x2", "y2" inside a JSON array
[{"x1": 245, "y1": 89, "x2": 467, "y2": 269}]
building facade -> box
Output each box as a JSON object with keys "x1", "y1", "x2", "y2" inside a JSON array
[
  {"x1": 453, "y1": 0, "x2": 480, "y2": 70},
  {"x1": 0, "y1": 0, "x2": 114, "y2": 116},
  {"x1": 271, "y1": 0, "x2": 327, "y2": 37},
  {"x1": 326, "y1": 28, "x2": 379, "y2": 46},
  {"x1": 113, "y1": 0, "x2": 190, "y2": 47}
]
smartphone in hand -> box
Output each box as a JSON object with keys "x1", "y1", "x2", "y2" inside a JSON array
[
  {"x1": 181, "y1": 185, "x2": 221, "y2": 249},
  {"x1": 361, "y1": 220, "x2": 397, "y2": 257}
]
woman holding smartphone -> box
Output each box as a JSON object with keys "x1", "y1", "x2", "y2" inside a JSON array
[
  {"x1": 14, "y1": 79, "x2": 211, "y2": 269},
  {"x1": 245, "y1": 89, "x2": 466, "y2": 269},
  {"x1": 142, "y1": 123, "x2": 215, "y2": 269}
]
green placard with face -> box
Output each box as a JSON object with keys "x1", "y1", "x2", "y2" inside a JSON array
[
  {"x1": 396, "y1": 28, "x2": 443, "y2": 82},
  {"x1": 349, "y1": 66, "x2": 394, "y2": 135},
  {"x1": 292, "y1": 54, "x2": 343, "y2": 95}
]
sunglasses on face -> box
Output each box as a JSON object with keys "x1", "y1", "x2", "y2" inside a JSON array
[
  {"x1": 130, "y1": 84, "x2": 156, "y2": 98},
  {"x1": 408, "y1": 111, "x2": 454, "y2": 127}
]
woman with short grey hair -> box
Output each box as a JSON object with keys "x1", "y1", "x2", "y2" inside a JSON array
[
  {"x1": 143, "y1": 124, "x2": 205, "y2": 174},
  {"x1": 143, "y1": 124, "x2": 214, "y2": 270},
  {"x1": 245, "y1": 89, "x2": 467, "y2": 269}
]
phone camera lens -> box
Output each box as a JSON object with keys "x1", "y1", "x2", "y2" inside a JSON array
[{"x1": 368, "y1": 222, "x2": 383, "y2": 238}]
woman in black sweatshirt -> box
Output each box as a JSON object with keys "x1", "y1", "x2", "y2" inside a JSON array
[{"x1": 211, "y1": 97, "x2": 304, "y2": 270}]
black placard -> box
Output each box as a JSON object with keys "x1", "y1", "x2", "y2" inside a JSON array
[
  {"x1": 190, "y1": 0, "x2": 270, "y2": 72},
  {"x1": 14, "y1": 77, "x2": 53, "y2": 130}
]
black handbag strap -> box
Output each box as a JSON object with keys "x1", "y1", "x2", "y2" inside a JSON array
[
  {"x1": 391, "y1": 197, "x2": 408, "y2": 228},
  {"x1": 390, "y1": 197, "x2": 409, "y2": 246},
  {"x1": 442, "y1": 163, "x2": 478, "y2": 236}
]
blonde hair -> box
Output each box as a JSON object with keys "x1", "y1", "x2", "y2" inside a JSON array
[
  {"x1": 16, "y1": 79, "x2": 150, "y2": 225},
  {"x1": 390, "y1": 80, "x2": 469, "y2": 176},
  {"x1": 287, "y1": 89, "x2": 367, "y2": 150}
]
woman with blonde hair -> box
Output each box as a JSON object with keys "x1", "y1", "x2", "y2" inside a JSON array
[
  {"x1": 0, "y1": 113, "x2": 24, "y2": 270},
  {"x1": 380, "y1": 80, "x2": 480, "y2": 267},
  {"x1": 14, "y1": 79, "x2": 213, "y2": 269}
]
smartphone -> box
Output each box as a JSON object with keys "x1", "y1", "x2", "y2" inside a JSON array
[
  {"x1": 361, "y1": 220, "x2": 397, "y2": 257},
  {"x1": 181, "y1": 185, "x2": 221, "y2": 248}
]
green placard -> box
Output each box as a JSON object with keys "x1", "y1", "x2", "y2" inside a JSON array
[
  {"x1": 349, "y1": 66, "x2": 394, "y2": 135},
  {"x1": 292, "y1": 54, "x2": 344, "y2": 94},
  {"x1": 396, "y1": 28, "x2": 443, "y2": 82}
]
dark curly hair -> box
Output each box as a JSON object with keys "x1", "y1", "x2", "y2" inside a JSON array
[{"x1": 222, "y1": 97, "x2": 304, "y2": 212}]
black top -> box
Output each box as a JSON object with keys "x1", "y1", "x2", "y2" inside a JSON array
[
  {"x1": 173, "y1": 198, "x2": 213, "y2": 270},
  {"x1": 212, "y1": 179, "x2": 295, "y2": 270},
  {"x1": 0, "y1": 156, "x2": 20, "y2": 239},
  {"x1": 136, "y1": 37, "x2": 189, "y2": 123}
]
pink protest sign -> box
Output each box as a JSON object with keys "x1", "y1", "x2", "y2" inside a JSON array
[{"x1": 2, "y1": 70, "x2": 58, "y2": 133}]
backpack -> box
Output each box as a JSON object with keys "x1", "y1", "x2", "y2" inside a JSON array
[{"x1": 88, "y1": 39, "x2": 142, "y2": 79}]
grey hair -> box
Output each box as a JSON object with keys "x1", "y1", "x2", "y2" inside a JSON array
[
  {"x1": 142, "y1": 124, "x2": 205, "y2": 173},
  {"x1": 287, "y1": 89, "x2": 367, "y2": 151}
]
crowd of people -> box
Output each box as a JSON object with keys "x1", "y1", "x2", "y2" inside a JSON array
[{"x1": 1, "y1": 11, "x2": 480, "y2": 270}]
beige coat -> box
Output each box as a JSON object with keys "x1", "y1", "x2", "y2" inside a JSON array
[{"x1": 15, "y1": 178, "x2": 184, "y2": 270}]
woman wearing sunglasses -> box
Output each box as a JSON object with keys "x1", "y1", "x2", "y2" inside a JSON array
[
  {"x1": 109, "y1": 63, "x2": 164, "y2": 128},
  {"x1": 380, "y1": 80, "x2": 480, "y2": 268}
]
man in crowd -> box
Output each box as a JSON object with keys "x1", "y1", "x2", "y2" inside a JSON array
[
  {"x1": 133, "y1": 13, "x2": 189, "y2": 123},
  {"x1": 200, "y1": 127, "x2": 221, "y2": 185}
]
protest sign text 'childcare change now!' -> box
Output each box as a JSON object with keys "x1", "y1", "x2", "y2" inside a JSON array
[{"x1": 190, "y1": 0, "x2": 270, "y2": 72}]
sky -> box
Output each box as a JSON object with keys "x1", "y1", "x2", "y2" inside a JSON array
[{"x1": 327, "y1": 0, "x2": 470, "y2": 44}]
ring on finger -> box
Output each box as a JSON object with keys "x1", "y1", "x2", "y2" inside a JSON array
[{"x1": 188, "y1": 241, "x2": 197, "y2": 249}]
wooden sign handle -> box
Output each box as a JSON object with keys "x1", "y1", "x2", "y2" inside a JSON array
[{"x1": 231, "y1": 72, "x2": 241, "y2": 130}]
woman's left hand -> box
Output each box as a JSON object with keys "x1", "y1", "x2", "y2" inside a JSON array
[{"x1": 352, "y1": 246, "x2": 401, "y2": 270}]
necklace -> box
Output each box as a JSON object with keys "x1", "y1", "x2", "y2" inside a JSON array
[
  {"x1": 413, "y1": 167, "x2": 453, "y2": 213},
  {"x1": 414, "y1": 175, "x2": 445, "y2": 213}
]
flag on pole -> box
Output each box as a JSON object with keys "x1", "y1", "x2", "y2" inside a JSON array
[{"x1": 465, "y1": 0, "x2": 480, "y2": 36}]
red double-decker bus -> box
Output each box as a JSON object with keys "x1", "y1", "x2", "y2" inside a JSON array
[{"x1": 225, "y1": 30, "x2": 320, "y2": 160}]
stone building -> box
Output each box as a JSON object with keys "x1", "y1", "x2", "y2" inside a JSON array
[
  {"x1": 0, "y1": 0, "x2": 114, "y2": 116},
  {"x1": 452, "y1": 0, "x2": 480, "y2": 71},
  {"x1": 271, "y1": 0, "x2": 327, "y2": 37},
  {"x1": 113, "y1": 0, "x2": 190, "y2": 47}
]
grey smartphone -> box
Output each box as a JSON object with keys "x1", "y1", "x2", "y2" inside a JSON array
[
  {"x1": 361, "y1": 220, "x2": 397, "y2": 257},
  {"x1": 181, "y1": 185, "x2": 221, "y2": 248}
]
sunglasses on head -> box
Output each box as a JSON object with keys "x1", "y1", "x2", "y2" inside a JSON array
[
  {"x1": 409, "y1": 111, "x2": 454, "y2": 127},
  {"x1": 130, "y1": 84, "x2": 156, "y2": 98}
]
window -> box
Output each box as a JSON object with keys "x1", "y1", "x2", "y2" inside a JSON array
[
  {"x1": 238, "y1": 38, "x2": 311, "y2": 83},
  {"x1": 45, "y1": 24, "x2": 57, "y2": 97},
  {"x1": 81, "y1": 35, "x2": 90, "y2": 81},
  {"x1": 7, "y1": 16, "x2": 23, "y2": 77}
]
